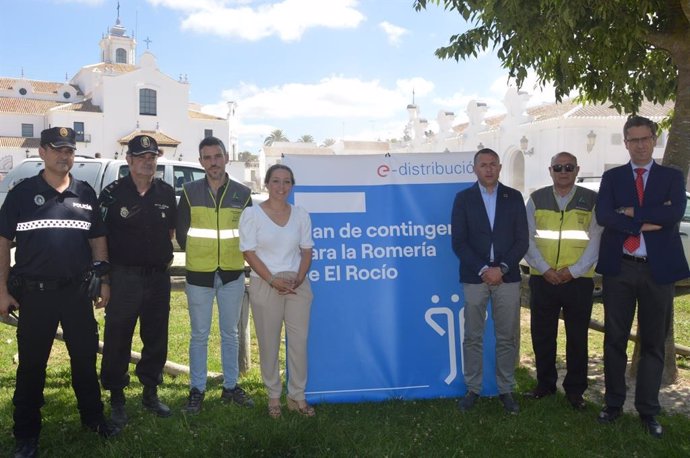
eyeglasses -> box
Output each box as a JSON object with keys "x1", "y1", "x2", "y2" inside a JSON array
[
  {"x1": 625, "y1": 135, "x2": 655, "y2": 145},
  {"x1": 551, "y1": 164, "x2": 576, "y2": 173}
]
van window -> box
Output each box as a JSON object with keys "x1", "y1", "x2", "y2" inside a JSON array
[
  {"x1": 173, "y1": 165, "x2": 206, "y2": 196},
  {"x1": 70, "y1": 162, "x2": 105, "y2": 188}
]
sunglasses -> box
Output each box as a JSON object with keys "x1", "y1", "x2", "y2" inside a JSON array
[{"x1": 551, "y1": 164, "x2": 576, "y2": 173}]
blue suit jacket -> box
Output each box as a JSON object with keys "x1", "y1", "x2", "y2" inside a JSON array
[
  {"x1": 595, "y1": 162, "x2": 690, "y2": 283},
  {"x1": 451, "y1": 182, "x2": 528, "y2": 284}
]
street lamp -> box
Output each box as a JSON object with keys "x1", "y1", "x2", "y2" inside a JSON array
[
  {"x1": 520, "y1": 135, "x2": 534, "y2": 156},
  {"x1": 586, "y1": 130, "x2": 597, "y2": 153},
  {"x1": 25, "y1": 148, "x2": 30, "y2": 158}
]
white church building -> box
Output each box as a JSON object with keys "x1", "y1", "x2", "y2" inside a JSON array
[
  {"x1": 259, "y1": 87, "x2": 673, "y2": 195},
  {"x1": 393, "y1": 90, "x2": 673, "y2": 195},
  {"x1": 0, "y1": 12, "x2": 233, "y2": 175}
]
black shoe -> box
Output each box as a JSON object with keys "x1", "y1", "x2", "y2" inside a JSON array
[
  {"x1": 640, "y1": 415, "x2": 663, "y2": 438},
  {"x1": 142, "y1": 386, "x2": 172, "y2": 418},
  {"x1": 84, "y1": 418, "x2": 121, "y2": 439},
  {"x1": 110, "y1": 389, "x2": 128, "y2": 427},
  {"x1": 566, "y1": 393, "x2": 587, "y2": 410},
  {"x1": 221, "y1": 385, "x2": 255, "y2": 407},
  {"x1": 457, "y1": 391, "x2": 479, "y2": 412},
  {"x1": 14, "y1": 437, "x2": 39, "y2": 458},
  {"x1": 597, "y1": 406, "x2": 622, "y2": 424},
  {"x1": 182, "y1": 387, "x2": 205, "y2": 415},
  {"x1": 499, "y1": 393, "x2": 520, "y2": 415},
  {"x1": 523, "y1": 386, "x2": 556, "y2": 400},
  {"x1": 110, "y1": 404, "x2": 128, "y2": 427}
]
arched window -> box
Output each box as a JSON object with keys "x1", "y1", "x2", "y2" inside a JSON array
[
  {"x1": 115, "y1": 48, "x2": 127, "y2": 64},
  {"x1": 139, "y1": 88, "x2": 157, "y2": 116}
]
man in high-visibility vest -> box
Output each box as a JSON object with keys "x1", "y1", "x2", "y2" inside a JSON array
[
  {"x1": 524, "y1": 151, "x2": 602, "y2": 410},
  {"x1": 176, "y1": 136, "x2": 254, "y2": 414}
]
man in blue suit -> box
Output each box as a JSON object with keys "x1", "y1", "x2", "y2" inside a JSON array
[
  {"x1": 595, "y1": 115, "x2": 689, "y2": 438},
  {"x1": 451, "y1": 148, "x2": 528, "y2": 415}
]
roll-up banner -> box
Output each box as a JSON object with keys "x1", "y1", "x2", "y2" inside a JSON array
[{"x1": 283, "y1": 152, "x2": 499, "y2": 403}]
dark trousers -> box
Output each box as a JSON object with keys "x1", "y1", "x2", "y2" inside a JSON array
[
  {"x1": 100, "y1": 268, "x2": 171, "y2": 391},
  {"x1": 602, "y1": 259, "x2": 673, "y2": 416},
  {"x1": 529, "y1": 275, "x2": 594, "y2": 396},
  {"x1": 13, "y1": 283, "x2": 103, "y2": 439}
]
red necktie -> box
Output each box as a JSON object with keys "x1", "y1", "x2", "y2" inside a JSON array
[{"x1": 622, "y1": 168, "x2": 645, "y2": 253}]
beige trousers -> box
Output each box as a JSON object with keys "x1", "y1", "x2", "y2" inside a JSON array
[{"x1": 248, "y1": 273, "x2": 313, "y2": 400}]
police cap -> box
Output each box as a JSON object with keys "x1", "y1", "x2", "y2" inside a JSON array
[
  {"x1": 41, "y1": 127, "x2": 77, "y2": 150},
  {"x1": 127, "y1": 135, "x2": 159, "y2": 156}
]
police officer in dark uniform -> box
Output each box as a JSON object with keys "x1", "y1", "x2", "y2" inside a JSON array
[
  {"x1": 0, "y1": 127, "x2": 119, "y2": 458},
  {"x1": 99, "y1": 135, "x2": 177, "y2": 427}
]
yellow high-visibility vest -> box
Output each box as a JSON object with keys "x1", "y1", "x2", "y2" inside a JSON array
[
  {"x1": 530, "y1": 186, "x2": 597, "y2": 278},
  {"x1": 183, "y1": 177, "x2": 251, "y2": 272}
]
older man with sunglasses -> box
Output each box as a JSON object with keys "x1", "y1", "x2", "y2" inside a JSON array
[{"x1": 523, "y1": 152, "x2": 602, "y2": 410}]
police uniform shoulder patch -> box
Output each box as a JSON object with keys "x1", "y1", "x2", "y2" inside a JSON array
[
  {"x1": 34, "y1": 194, "x2": 45, "y2": 206},
  {"x1": 120, "y1": 206, "x2": 129, "y2": 218}
]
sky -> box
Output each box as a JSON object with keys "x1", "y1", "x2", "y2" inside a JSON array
[{"x1": 0, "y1": 0, "x2": 557, "y2": 153}]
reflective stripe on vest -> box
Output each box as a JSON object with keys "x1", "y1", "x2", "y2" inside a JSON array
[
  {"x1": 183, "y1": 178, "x2": 250, "y2": 272},
  {"x1": 186, "y1": 228, "x2": 240, "y2": 239},
  {"x1": 530, "y1": 186, "x2": 596, "y2": 278}
]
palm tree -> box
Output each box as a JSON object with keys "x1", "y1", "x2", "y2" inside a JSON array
[
  {"x1": 298, "y1": 134, "x2": 314, "y2": 143},
  {"x1": 264, "y1": 129, "x2": 288, "y2": 146},
  {"x1": 321, "y1": 138, "x2": 335, "y2": 147}
]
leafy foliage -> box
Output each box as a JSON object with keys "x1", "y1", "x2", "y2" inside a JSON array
[
  {"x1": 414, "y1": 0, "x2": 690, "y2": 176},
  {"x1": 264, "y1": 129, "x2": 289, "y2": 146}
]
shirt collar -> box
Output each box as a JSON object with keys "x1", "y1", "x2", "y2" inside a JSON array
[
  {"x1": 478, "y1": 181, "x2": 499, "y2": 195},
  {"x1": 37, "y1": 170, "x2": 78, "y2": 197},
  {"x1": 629, "y1": 160, "x2": 653, "y2": 173}
]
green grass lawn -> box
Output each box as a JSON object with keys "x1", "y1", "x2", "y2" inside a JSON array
[{"x1": 1, "y1": 289, "x2": 690, "y2": 457}]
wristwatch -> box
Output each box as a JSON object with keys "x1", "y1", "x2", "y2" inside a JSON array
[{"x1": 499, "y1": 263, "x2": 509, "y2": 275}]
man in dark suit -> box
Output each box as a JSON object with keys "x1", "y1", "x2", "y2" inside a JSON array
[
  {"x1": 595, "y1": 115, "x2": 689, "y2": 438},
  {"x1": 451, "y1": 148, "x2": 528, "y2": 415}
]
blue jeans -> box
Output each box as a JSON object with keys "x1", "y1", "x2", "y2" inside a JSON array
[{"x1": 186, "y1": 273, "x2": 245, "y2": 391}]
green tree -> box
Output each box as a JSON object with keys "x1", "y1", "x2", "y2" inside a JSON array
[
  {"x1": 414, "y1": 0, "x2": 690, "y2": 178},
  {"x1": 321, "y1": 138, "x2": 336, "y2": 147},
  {"x1": 264, "y1": 129, "x2": 289, "y2": 146},
  {"x1": 298, "y1": 134, "x2": 315, "y2": 143},
  {"x1": 237, "y1": 151, "x2": 258, "y2": 162},
  {"x1": 414, "y1": 0, "x2": 689, "y2": 383}
]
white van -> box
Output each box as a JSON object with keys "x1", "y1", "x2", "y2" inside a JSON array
[{"x1": 0, "y1": 155, "x2": 275, "y2": 210}]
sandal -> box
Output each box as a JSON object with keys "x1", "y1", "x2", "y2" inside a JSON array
[
  {"x1": 268, "y1": 404, "x2": 282, "y2": 419},
  {"x1": 268, "y1": 398, "x2": 282, "y2": 418},
  {"x1": 287, "y1": 397, "x2": 316, "y2": 417}
]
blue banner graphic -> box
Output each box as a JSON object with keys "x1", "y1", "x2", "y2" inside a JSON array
[{"x1": 283, "y1": 153, "x2": 499, "y2": 403}]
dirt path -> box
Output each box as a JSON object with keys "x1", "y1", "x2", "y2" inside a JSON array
[{"x1": 519, "y1": 307, "x2": 690, "y2": 417}]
